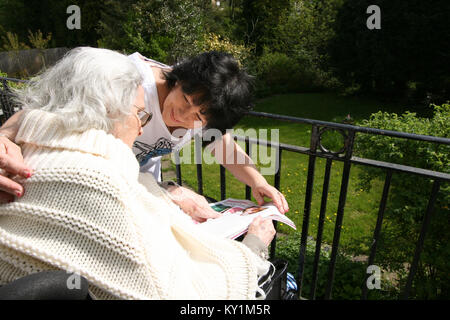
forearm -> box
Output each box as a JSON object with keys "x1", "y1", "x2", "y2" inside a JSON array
[
  {"x1": 212, "y1": 136, "x2": 267, "y2": 187},
  {"x1": 210, "y1": 135, "x2": 289, "y2": 213},
  {"x1": 222, "y1": 160, "x2": 267, "y2": 188}
]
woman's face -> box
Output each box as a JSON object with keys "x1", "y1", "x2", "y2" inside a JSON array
[
  {"x1": 161, "y1": 82, "x2": 207, "y2": 130},
  {"x1": 112, "y1": 85, "x2": 145, "y2": 147}
]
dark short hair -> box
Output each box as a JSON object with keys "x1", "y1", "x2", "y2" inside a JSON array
[{"x1": 163, "y1": 51, "x2": 254, "y2": 134}]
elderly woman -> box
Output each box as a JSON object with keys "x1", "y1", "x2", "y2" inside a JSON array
[{"x1": 0, "y1": 47, "x2": 275, "y2": 299}]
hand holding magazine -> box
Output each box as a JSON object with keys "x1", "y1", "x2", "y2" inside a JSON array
[{"x1": 196, "y1": 198, "x2": 296, "y2": 239}]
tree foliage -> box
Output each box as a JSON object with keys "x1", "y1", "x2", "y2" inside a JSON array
[
  {"x1": 196, "y1": 33, "x2": 252, "y2": 66},
  {"x1": 243, "y1": 0, "x2": 343, "y2": 96},
  {"x1": 101, "y1": 0, "x2": 205, "y2": 64},
  {"x1": 355, "y1": 104, "x2": 450, "y2": 299},
  {"x1": 0, "y1": 0, "x2": 105, "y2": 48},
  {"x1": 239, "y1": 0, "x2": 290, "y2": 55},
  {"x1": 328, "y1": 0, "x2": 450, "y2": 103}
]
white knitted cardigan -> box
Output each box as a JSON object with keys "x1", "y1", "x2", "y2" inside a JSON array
[{"x1": 0, "y1": 109, "x2": 269, "y2": 299}]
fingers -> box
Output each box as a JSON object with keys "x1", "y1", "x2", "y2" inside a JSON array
[
  {"x1": 258, "y1": 216, "x2": 276, "y2": 230},
  {"x1": 251, "y1": 215, "x2": 263, "y2": 225},
  {"x1": 249, "y1": 216, "x2": 273, "y2": 231},
  {"x1": 248, "y1": 216, "x2": 276, "y2": 247},
  {"x1": 272, "y1": 194, "x2": 285, "y2": 214},
  {"x1": 268, "y1": 189, "x2": 289, "y2": 214},
  {"x1": 281, "y1": 193, "x2": 289, "y2": 213},
  {"x1": 0, "y1": 153, "x2": 32, "y2": 178},
  {"x1": 0, "y1": 174, "x2": 24, "y2": 198},
  {"x1": 253, "y1": 191, "x2": 265, "y2": 206},
  {"x1": 255, "y1": 187, "x2": 289, "y2": 214},
  {"x1": 276, "y1": 191, "x2": 289, "y2": 214},
  {"x1": 194, "y1": 204, "x2": 221, "y2": 221},
  {"x1": 175, "y1": 196, "x2": 221, "y2": 223},
  {"x1": 188, "y1": 192, "x2": 221, "y2": 221},
  {"x1": 0, "y1": 140, "x2": 30, "y2": 203}
]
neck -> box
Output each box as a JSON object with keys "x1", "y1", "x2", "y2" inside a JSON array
[{"x1": 167, "y1": 125, "x2": 184, "y2": 134}]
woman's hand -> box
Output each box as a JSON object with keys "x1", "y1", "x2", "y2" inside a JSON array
[
  {"x1": 251, "y1": 181, "x2": 289, "y2": 214},
  {"x1": 0, "y1": 136, "x2": 33, "y2": 202},
  {"x1": 166, "y1": 185, "x2": 221, "y2": 222},
  {"x1": 247, "y1": 216, "x2": 276, "y2": 247}
]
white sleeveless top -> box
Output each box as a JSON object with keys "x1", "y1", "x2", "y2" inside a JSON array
[{"x1": 127, "y1": 53, "x2": 203, "y2": 181}]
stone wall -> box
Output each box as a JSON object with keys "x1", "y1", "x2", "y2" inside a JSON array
[{"x1": 0, "y1": 47, "x2": 69, "y2": 77}]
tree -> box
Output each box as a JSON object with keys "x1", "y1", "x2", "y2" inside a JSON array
[
  {"x1": 328, "y1": 0, "x2": 450, "y2": 103},
  {"x1": 97, "y1": 0, "x2": 136, "y2": 50},
  {"x1": 100, "y1": 0, "x2": 205, "y2": 63},
  {"x1": 0, "y1": 0, "x2": 105, "y2": 49},
  {"x1": 238, "y1": 0, "x2": 290, "y2": 55}
]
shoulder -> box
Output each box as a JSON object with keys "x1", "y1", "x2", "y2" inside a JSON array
[
  {"x1": 31, "y1": 162, "x2": 126, "y2": 195},
  {"x1": 129, "y1": 52, "x2": 171, "y2": 69}
]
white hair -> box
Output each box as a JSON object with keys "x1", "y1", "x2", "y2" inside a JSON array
[{"x1": 13, "y1": 47, "x2": 143, "y2": 133}]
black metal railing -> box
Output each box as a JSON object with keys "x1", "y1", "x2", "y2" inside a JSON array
[
  {"x1": 172, "y1": 113, "x2": 449, "y2": 300},
  {"x1": 1, "y1": 76, "x2": 449, "y2": 300},
  {"x1": 0, "y1": 77, "x2": 28, "y2": 123}
]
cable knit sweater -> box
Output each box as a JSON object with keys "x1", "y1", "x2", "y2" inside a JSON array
[{"x1": 0, "y1": 109, "x2": 269, "y2": 299}]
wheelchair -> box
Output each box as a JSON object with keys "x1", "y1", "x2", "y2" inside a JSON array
[{"x1": 0, "y1": 260, "x2": 294, "y2": 300}]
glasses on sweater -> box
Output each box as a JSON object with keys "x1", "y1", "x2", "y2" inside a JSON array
[{"x1": 133, "y1": 105, "x2": 153, "y2": 128}]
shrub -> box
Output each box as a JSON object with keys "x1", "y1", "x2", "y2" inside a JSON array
[
  {"x1": 119, "y1": 0, "x2": 205, "y2": 64},
  {"x1": 254, "y1": 50, "x2": 318, "y2": 97},
  {"x1": 195, "y1": 33, "x2": 252, "y2": 67},
  {"x1": 255, "y1": 51, "x2": 297, "y2": 96},
  {"x1": 252, "y1": 48, "x2": 341, "y2": 98},
  {"x1": 275, "y1": 232, "x2": 397, "y2": 299},
  {"x1": 0, "y1": 70, "x2": 26, "y2": 88},
  {"x1": 355, "y1": 103, "x2": 450, "y2": 299},
  {"x1": 1, "y1": 31, "x2": 29, "y2": 51}
]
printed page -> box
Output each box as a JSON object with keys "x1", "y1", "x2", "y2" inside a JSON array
[{"x1": 197, "y1": 198, "x2": 296, "y2": 239}]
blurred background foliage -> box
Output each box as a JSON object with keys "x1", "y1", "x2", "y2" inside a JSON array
[{"x1": 1, "y1": 0, "x2": 448, "y2": 104}]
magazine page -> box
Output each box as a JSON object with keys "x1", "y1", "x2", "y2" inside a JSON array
[{"x1": 196, "y1": 198, "x2": 296, "y2": 239}]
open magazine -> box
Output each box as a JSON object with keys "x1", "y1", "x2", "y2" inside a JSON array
[{"x1": 196, "y1": 198, "x2": 296, "y2": 240}]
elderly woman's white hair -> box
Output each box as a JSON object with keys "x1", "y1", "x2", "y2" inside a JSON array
[{"x1": 13, "y1": 47, "x2": 143, "y2": 133}]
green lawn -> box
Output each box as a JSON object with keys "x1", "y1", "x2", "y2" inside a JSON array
[{"x1": 169, "y1": 93, "x2": 411, "y2": 256}]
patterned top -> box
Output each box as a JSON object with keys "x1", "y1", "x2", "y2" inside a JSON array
[{"x1": 127, "y1": 53, "x2": 203, "y2": 181}]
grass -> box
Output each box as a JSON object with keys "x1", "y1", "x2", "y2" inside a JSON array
[{"x1": 169, "y1": 92, "x2": 414, "y2": 257}]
